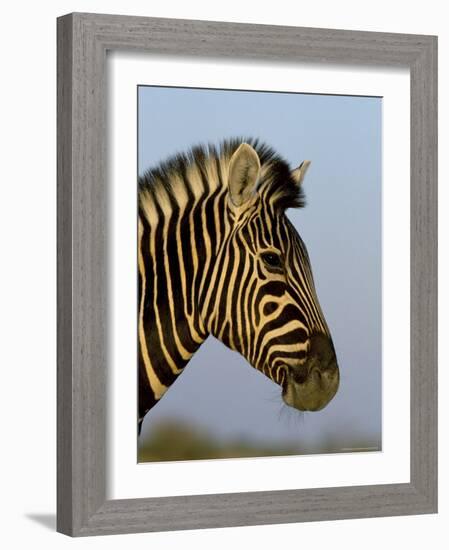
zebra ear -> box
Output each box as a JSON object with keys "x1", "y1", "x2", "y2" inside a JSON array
[
  {"x1": 291, "y1": 160, "x2": 311, "y2": 186},
  {"x1": 228, "y1": 143, "x2": 261, "y2": 207}
]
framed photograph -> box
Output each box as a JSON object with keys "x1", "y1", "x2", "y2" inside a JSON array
[
  {"x1": 57, "y1": 12, "x2": 437, "y2": 536},
  {"x1": 135, "y1": 85, "x2": 380, "y2": 465}
]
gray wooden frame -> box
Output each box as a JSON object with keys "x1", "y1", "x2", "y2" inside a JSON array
[{"x1": 57, "y1": 12, "x2": 438, "y2": 537}]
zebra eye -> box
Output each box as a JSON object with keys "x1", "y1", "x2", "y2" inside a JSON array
[{"x1": 261, "y1": 251, "x2": 282, "y2": 269}]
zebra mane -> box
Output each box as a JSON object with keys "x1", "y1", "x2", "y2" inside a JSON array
[{"x1": 138, "y1": 137, "x2": 305, "y2": 211}]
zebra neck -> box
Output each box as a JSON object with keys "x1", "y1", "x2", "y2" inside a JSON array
[{"x1": 138, "y1": 182, "x2": 234, "y2": 417}]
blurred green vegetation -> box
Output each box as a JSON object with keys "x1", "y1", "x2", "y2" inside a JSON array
[{"x1": 138, "y1": 419, "x2": 379, "y2": 463}]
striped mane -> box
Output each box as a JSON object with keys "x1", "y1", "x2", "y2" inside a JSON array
[{"x1": 138, "y1": 138, "x2": 305, "y2": 212}]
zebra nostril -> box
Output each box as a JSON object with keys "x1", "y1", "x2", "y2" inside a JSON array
[
  {"x1": 289, "y1": 353, "x2": 338, "y2": 388},
  {"x1": 291, "y1": 366, "x2": 309, "y2": 385}
]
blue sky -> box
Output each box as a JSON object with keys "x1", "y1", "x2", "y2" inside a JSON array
[{"x1": 138, "y1": 85, "x2": 382, "y2": 454}]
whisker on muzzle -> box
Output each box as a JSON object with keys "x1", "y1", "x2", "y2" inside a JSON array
[{"x1": 278, "y1": 402, "x2": 307, "y2": 428}]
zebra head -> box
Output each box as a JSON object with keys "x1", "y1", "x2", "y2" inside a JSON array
[{"x1": 204, "y1": 142, "x2": 340, "y2": 412}]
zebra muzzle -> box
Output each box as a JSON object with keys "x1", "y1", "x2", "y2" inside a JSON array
[{"x1": 281, "y1": 333, "x2": 340, "y2": 412}]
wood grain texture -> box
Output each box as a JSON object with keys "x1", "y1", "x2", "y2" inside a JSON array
[
  {"x1": 410, "y1": 36, "x2": 438, "y2": 508},
  {"x1": 56, "y1": 12, "x2": 438, "y2": 537},
  {"x1": 57, "y1": 13, "x2": 74, "y2": 536}
]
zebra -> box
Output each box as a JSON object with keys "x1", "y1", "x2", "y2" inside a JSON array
[{"x1": 138, "y1": 138, "x2": 339, "y2": 434}]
